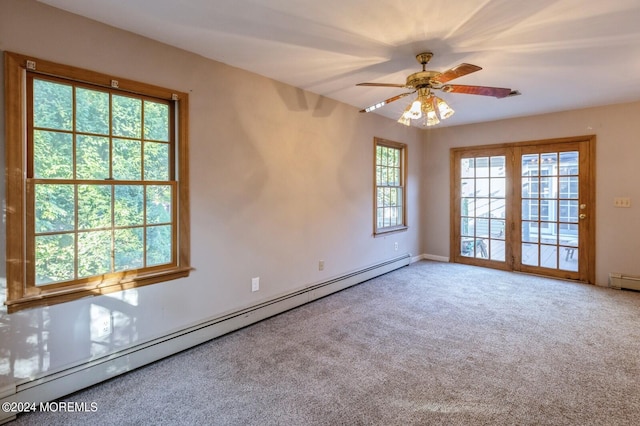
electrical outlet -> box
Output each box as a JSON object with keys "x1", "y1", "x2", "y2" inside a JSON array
[
  {"x1": 251, "y1": 277, "x2": 259, "y2": 292},
  {"x1": 394, "y1": 242, "x2": 399, "y2": 251},
  {"x1": 614, "y1": 197, "x2": 631, "y2": 208},
  {"x1": 101, "y1": 318, "x2": 111, "y2": 336},
  {"x1": 318, "y1": 260, "x2": 325, "y2": 271},
  {"x1": 91, "y1": 306, "x2": 112, "y2": 339}
]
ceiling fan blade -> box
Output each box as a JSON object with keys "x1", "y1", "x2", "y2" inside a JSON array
[
  {"x1": 431, "y1": 63, "x2": 482, "y2": 84},
  {"x1": 441, "y1": 84, "x2": 513, "y2": 98},
  {"x1": 356, "y1": 82, "x2": 407, "y2": 88},
  {"x1": 359, "y1": 91, "x2": 415, "y2": 113}
]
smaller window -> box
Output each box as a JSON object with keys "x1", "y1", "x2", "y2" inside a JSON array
[{"x1": 374, "y1": 137, "x2": 407, "y2": 235}]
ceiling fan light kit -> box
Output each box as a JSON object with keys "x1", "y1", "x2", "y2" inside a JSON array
[{"x1": 358, "y1": 51, "x2": 515, "y2": 127}]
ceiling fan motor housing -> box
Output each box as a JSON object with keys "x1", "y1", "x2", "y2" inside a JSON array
[
  {"x1": 407, "y1": 52, "x2": 440, "y2": 88},
  {"x1": 406, "y1": 70, "x2": 440, "y2": 89}
]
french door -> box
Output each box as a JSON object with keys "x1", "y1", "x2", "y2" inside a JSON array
[{"x1": 451, "y1": 136, "x2": 595, "y2": 283}]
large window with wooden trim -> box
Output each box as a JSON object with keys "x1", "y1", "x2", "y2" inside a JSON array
[
  {"x1": 374, "y1": 137, "x2": 407, "y2": 235},
  {"x1": 4, "y1": 52, "x2": 191, "y2": 312}
]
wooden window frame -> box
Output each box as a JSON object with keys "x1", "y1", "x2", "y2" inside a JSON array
[
  {"x1": 4, "y1": 52, "x2": 191, "y2": 313},
  {"x1": 373, "y1": 137, "x2": 408, "y2": 236}
]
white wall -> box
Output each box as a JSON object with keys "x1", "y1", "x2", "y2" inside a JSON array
[
  {"x1": 422, "y1": 101, "x2": 640, "y2": 286},
  {"x1": 0, "y1": 0, "x2": 423, "y2": 389}
]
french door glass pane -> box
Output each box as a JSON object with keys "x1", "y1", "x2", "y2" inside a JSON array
[
  {"x1": 520, "y1": 150, "x2": 579, "y2": 271},
  {"x1": 490, "y1": 240, "x2": 505, "y2": 261},
  {"x1": 459, "y1": 155, "x2": 506, "y2": 261}
]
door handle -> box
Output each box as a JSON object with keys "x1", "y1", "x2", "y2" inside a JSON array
[{"x1": 579, "y1": 213, "x2": 586, "y2": 219}]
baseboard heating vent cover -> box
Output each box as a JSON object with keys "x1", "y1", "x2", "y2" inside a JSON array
[{"x1": 609, "y1": 273, "x2": 640, "y2": 291}]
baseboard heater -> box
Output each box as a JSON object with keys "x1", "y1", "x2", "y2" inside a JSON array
[
  {"x1": 609, "y1": 273, "x2": 640, "y2": 291},
  {"x1": 0, "y1": 254, "x2": 411, "y2": 424}
]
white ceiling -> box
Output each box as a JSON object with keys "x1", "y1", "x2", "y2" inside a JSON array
[{"x1": 39, "y1": 0, "x2": 640, "y2": 128}]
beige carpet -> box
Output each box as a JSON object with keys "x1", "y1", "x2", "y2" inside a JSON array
[{"x1": 13, "y1": 261, "x2": 640, "y2": 425}]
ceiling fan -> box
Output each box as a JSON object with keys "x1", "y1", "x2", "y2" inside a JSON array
[{"x1": 357, "y1": 52, "x2": 517, "y2": 126}]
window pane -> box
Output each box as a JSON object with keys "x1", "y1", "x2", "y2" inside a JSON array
[
  {"x1": 475, "y1": 157, "x2": 489, "y2": 177},
  {"x1": 490, "y1": 240, "x2": 505, "y2": 261},
  {"x1": 393, "y1": 149, "x2": 400, "y2": 167},
  {"x1": 541, "y1": 153, "x2": 557, "y2": 171},
  {"x1": 379, "y1": 166, "x2": 388, "y2": 186},
  {"x1": 114, "y1": 185, "x2": 144, "y2": 226},
  {"x1": 76, "y1": 135, "x2": 110, "y2": 180},
  {"x1": 476, "y1": 218, "x2": 489, "y2": 237},
  {"x1": 543, "y1": 200, "x2": 557, "y2": 221},
  {"x1": 561, "y1": 247, "x2": 578, "y2": 272},
  {"x1": 475, "y1": 178, "x2": 489, "y2": 197},
  {"x1": 489, "y1": 156, "x2": 505, "y2": 176},
  {"x1": 461, "y1": 238, "x2": 474, "y2": 257},
  {"x1": 490, "y1": 178, "x2": 505, "y2": 198},
  {"x1": 114, "y1": 228, "x2": 144, "y2": 271},
  {"x1": 144, "y1": 142, "x2": 169, "y2": 181},
  {"x1": 395, "y1": 206, "x2": 403, "y2": 226},
  {"x1": 559, "y1": 151, "x2": 578, "y2": 175},
  {"x1": 522, "y1": 154, "x2": 538, "y2": 175},
  {"x1": 390, "y1": 168, "x2": 399, "y2": 186},
  {"x1": 461, "y1": 179, "x2": 475, "y2": 196},
  {"x1": 522, "y1": 221, "x2": 537, "y2": 243},
  {"x1": 475, "y1": 238, "x2": 487, "y2": 258},
  {"x1": 112, "y1": 95, "x2": 142, "y2": 138},
  {"x1": 35, "y1": 233, "x2": 75, "y2": 285},
  {"x1": 76, "y1": 87, "x2": 109, "y2": 135},
  {"x1": 144, "y1": 100, "x2": 169, "y2": 142},
  {"x1": 461, "y1": 217, "x2": 473, "y2": 237},
  {"x1": 113, "y1": 138, "x2": 142, "y2": 180},
  {"x1": 462, "y1": 198, "x2": 474, "y2": 217},
  {"x1": 389, "y1": 187, "x2": 398, "y2": 206},
  {"x1": 147, "y1": 185, "x2": 172, "y2": 224},
  {"x1": 461, "y1": 158, "x2": 474, "y2": 178},
  {"x1": 33, "y1": 79, "x2": 73, "y2": 131},
  {"x1": 559, "y1": 177, "x2": 579, "y2": 199},
  {"x1": 490, "y1": 219, "x2": 505, "y2": 239},
  {"x1": 522, "y1": 243, "x2": 538, "y2": 266},
  {"x1": 147, "y1": 225, "x2": 172, "y2": 266},
  {"x1": 540, "y1": 177, "x2": 554, "y2": 198},
  {"x1": 78, "y1": 184, "x2": 111, "y2": 230},
  {"x1": 540, "y1": 244, "x2": 557, "y2": 269},
  {"x1": 78, "y1": 231, "x2": 112, "y2": 278},
  {"x1": 541, "y1": 228, "x2": 558, "y2": 244},
  {"x1": 560, "y1": 200, "x2": 578, "y2": 223},
  {"x1": 376, "y1": 188, "x2": 383, "y2": 208},
  {"x1": 490, "y1": 198, "x2": 505, "y2": 219},
  {"x1": 35, "y1": 184, "x2": 75, "y2": 233},
  {"x1": 33, "y1": 130, "x2": 73, "y2": 179}
]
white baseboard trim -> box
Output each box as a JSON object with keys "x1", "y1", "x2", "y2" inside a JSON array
[
  {"x1": 0, "y1": 254, "x2": 411, "y2": 424},
  {"x1": 421, "y1": 253, "x2": 450, "y2": 262}
]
